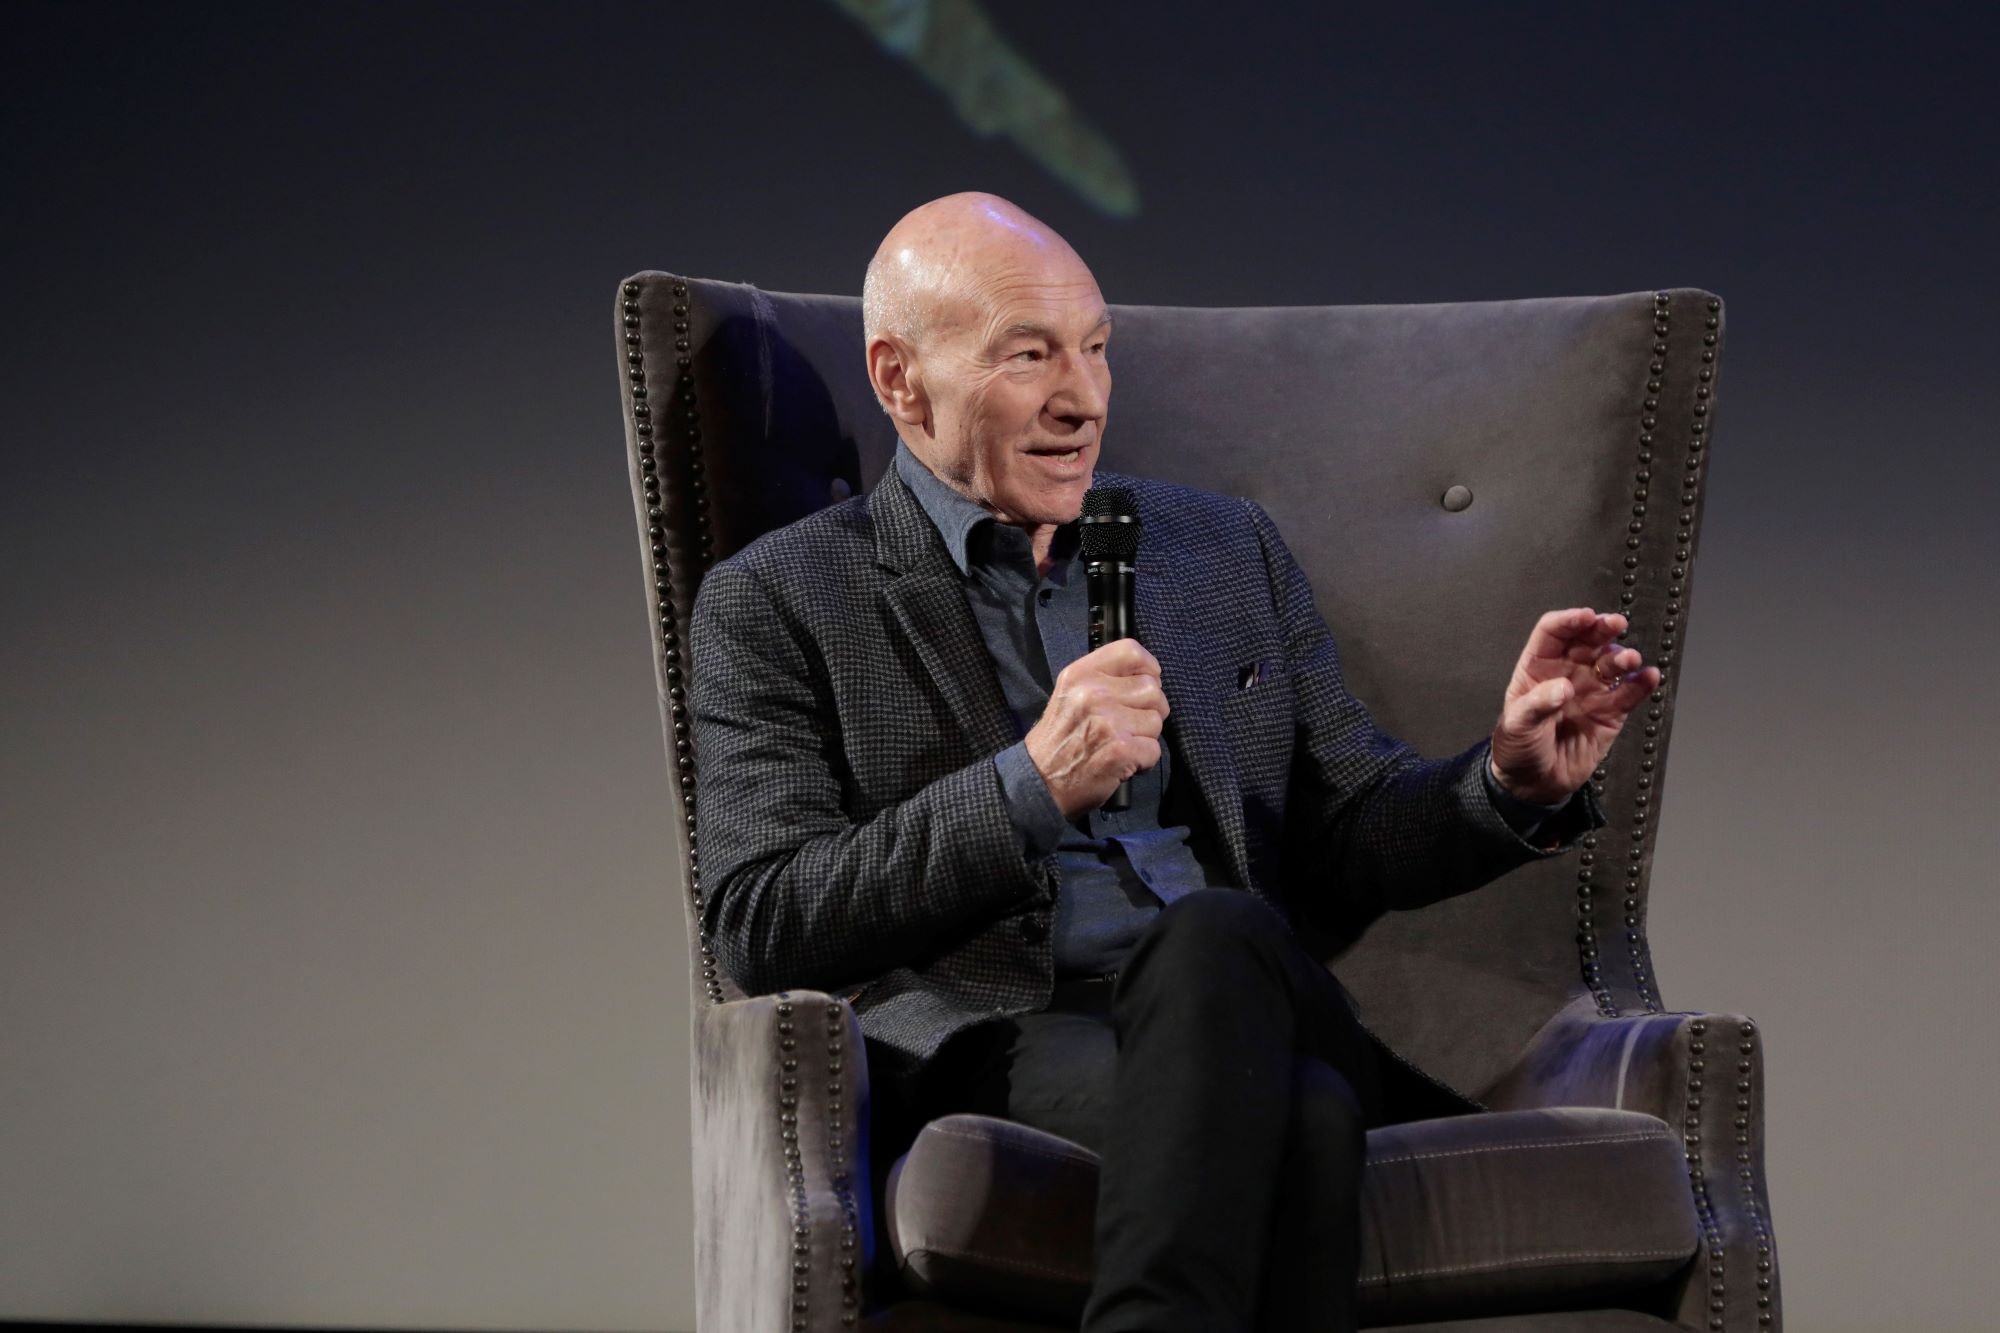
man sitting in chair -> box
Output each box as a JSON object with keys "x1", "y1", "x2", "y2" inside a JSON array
[{"x1": 688, "y1": 192, "x2": 1660, "y2": 1333}]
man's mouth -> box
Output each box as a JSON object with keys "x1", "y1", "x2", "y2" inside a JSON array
[{"x1": 1027, "y1": 444, "x2": 1088, "y2": 464}]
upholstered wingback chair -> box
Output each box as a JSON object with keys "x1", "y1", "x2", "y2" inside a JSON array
[{"x1": 614, "y1": 273, "x2": 1779, "y2": 1332}]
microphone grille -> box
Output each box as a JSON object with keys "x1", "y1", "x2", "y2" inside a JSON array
[
  {"x1": 1081, "y1": 485, "x2": 1136, "y2": 519},
  {"x1": 1078, "y1": 485, "x2": 1141, "y2": 562}
]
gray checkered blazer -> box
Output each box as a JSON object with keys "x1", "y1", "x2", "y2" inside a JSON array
[{"x1": 688, "y1": 464, "x2": 1601, "y2": 1084}]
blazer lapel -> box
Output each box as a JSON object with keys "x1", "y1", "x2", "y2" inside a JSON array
[
  {"x1": 872, "y1": 470, "x2": 1019, "y2": 759},
  {"x1": 1134, "y1": 494, "x2": 1255, "y2": 889}
]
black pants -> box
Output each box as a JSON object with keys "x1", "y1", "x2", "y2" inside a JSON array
[{"x1": 910, "y1": 888, "x2": 1430, "y2": 1333}]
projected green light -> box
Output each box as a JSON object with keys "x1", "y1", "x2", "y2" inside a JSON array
[{"x1": 830, "y1": 0, "x2": 1141, "y2": 218}]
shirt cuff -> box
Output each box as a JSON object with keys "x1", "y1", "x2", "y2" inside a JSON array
[
  {"x1": 1480, "y1": 752, "x2": 1574, "y2": 840},
  {"x1": 993, "y1": 741, "x2": 1068, "y2": 859}
]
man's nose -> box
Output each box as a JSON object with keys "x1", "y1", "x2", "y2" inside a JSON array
[{"x1": 1048, "y1": 350, "x2": 1109, "y2": 423}]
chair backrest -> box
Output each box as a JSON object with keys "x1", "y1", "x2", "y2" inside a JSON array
[{"x1": 615, "y1": 273, "x2": 1725, "y2": 1097}]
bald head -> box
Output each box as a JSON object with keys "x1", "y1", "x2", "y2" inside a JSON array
[
  {"x1": 861, "y1": 192, "x2": 1111, "y2": 553},
  {"x1": 862, "y1": 192, "x2": 1083, "y2": 350}
]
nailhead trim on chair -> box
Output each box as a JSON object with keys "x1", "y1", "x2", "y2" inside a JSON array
[
  {"x1": 772, "y1": 996, "x2": 863, "y2": 1329},
  {"x1": 776, "y1": 997, "x2": 811, "y2": 1328},
  {"x1": 1573, "y1": 823, "x2": 1614, "y2": 1017},
  {"x1": 1577, "y1": 291, "x2": 1669, "y2": 1017},
  {"x1": 625, "y1": 277, "x2": 726, "y2": 1006},
  {"x1": 1684, "y1": 1018, "x2": 1725, "y2": 1326},
  {"x1": 1632, "y1": 295, "x2": 1720, "y2": 1014},
  {"x1": 1626, "y1": 291, "x2": 1678, "y2": 1015},
  {"x1": 1637, "y1": 294, "x2": 1721, "y2": 1014},
  {"x1": 1683, "y1": 1015, "x2": 1774, "y2": 1330},
  {"x1": 1736, "y1": 1019, "x2": 1775, "y2": 1325},
  {"x1": 1578, "y1": 291, "x2": 1721, "y2": 1018},
  {"x1": 826, "y1": 997, "x2": 861, "y2": 1326},
  {"x1": 1574, "y1": 823, "x2": 1610, "y2": 1015}
]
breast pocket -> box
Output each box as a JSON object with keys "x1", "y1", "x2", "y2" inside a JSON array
[{"x1": 1216, "y1": 656, "x2": 1295, "y2": 762}]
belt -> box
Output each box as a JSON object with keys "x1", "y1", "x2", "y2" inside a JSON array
[{"x1": 1049, "y1": 972, "x2": 1120, "y2": 1014}]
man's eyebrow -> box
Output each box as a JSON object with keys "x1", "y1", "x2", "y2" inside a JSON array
[{"x1": 996, "y1": 311, "x2": 1114, "y2": 342}]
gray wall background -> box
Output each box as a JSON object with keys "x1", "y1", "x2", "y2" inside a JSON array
[{"x1": 4, "y1": 4, "x2": 1995, "y2": 1331}]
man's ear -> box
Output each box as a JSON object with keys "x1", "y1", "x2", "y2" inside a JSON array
[{"x1": 867, "y1": 335, "x2": 929, "y2": 428}]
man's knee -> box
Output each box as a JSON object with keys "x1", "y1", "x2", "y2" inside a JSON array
[
  {"x1": 1153, "y1": 887, "x2": 1291, "y2": 945},
  {"x1": 1122, "y1": 888, "x2": 1293, "y2": 987}
]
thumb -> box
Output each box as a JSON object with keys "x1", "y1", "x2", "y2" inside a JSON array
[{"x1": 1506, "y1": 677, "x2": 1572, "y2": 733}]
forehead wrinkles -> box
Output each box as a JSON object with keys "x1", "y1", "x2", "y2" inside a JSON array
[{"x1": 969, "y1": 265, "x2": 1104, "y2": 345}]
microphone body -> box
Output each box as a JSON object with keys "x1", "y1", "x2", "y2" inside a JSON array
[
  {"x1": 1078, "y1": 487, "x2": 1142, "y2": 813},
  {"x1": 1086, "y1": 556, "x2": 1137, "y2": 811}
]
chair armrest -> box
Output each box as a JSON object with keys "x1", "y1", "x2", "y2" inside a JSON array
[
  {"x1": 1485, "y1": 997, "x2": 1781, "y2": 1333},
  {"x1": 692, "y1": 990, "x2": 870, "y2": 1332}
]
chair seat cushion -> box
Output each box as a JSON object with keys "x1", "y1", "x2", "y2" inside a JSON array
[
  {"x1": 886, "y1": 1106, "x2": 1698, "y2": 1325},
  {"x1": 861, "y1": 1301, "x2": 1687, "y2": 1332}
]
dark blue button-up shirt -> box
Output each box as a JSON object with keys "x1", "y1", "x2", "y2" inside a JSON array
[{"x1": 893, "y1": 444, "x2": 1564, "y2": 979}]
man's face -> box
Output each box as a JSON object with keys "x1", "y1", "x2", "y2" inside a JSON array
[{"x1": 915, "y1": 244, "x2": 1112, "y2": 528}]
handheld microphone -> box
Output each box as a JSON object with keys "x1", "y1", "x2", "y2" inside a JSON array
[{"x1": 1078, "y1": 485, "x2": 1142, "y2": 813}]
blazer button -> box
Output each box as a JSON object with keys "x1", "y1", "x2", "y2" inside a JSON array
[{"x1": 1017, "y1": 915, "x2": 1049, "y2": 943}]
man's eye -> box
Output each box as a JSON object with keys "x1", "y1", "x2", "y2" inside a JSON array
[{"x1": 1013, "y1": 349, "x2": 1043, "y2": 362}]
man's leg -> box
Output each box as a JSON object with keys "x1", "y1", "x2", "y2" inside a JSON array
[
  {"x1": 1081, "y1": 888, "x2": 1384, "y2": 1333},
  {"x1": 1253, "y1": 1055, "x2": 1372, "y2": 1331},
  {"x1": 914, "y1": 1001, "x2": 1120, "y2": 1151}
]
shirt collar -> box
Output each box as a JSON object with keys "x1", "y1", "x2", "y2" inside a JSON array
[
  {"x1": 893, "y1": 441, "x2": 1079, "y2": 577},
  {"x1": 894, "y1": 442, "x2": 989, "y2": 575}
]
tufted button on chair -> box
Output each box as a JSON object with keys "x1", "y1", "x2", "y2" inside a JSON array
[{"x1": 613, "y1": 273, "x2": 1779, "y2": 1332}]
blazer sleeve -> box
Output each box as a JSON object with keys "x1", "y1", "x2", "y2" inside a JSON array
[
  {"x1": 1242, "y1": 500, "x2": 1604, "y2": 916},
  {"x1": 688, "y1": 559, "x2": 1048, "y2": 996}
]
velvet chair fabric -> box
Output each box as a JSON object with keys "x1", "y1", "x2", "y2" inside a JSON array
[
  {"x1": 886, "y1": 1107, "x2": 1698, "y2": 1325},
  {"x1": 612, "y1": 272, "x2": 1779, "y2": 1331}
]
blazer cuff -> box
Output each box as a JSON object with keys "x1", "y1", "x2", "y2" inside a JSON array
[
  {"x1": 1469, "y1": 741, "x2": 1607, "y2": 855},
  {"x1": 1481, "y1": 757, "x2": 1572, "y2": 839},
  {"x1": 993, "y1": 741, "x2": 1068, "y2": 859}
]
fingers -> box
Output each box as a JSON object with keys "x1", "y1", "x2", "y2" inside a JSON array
[
  {"x1": 1523, "y1": 608, "x2": 1598, "y2": 660},
  {"x1": 1056, "y1": 640, "x2": 1169, "y2": 717},
  {"x1": 1524, "y1": 608, "x2": 1631, "y2": 665},
  {"x1": 1067, "y1": 690, "x2": 1165, "y2": 737},
  {"x1": 1076, "y1": 638, "x2": 1162, "y2": 679},
  {"x1": 1057, "y1": 683, "x2": 1167, "y2": 741},
  {"x1": 1588, "y1": 643, "x2": 1643, "y2": 682},
  {"x1": 1105, "y1": 732, "x2": 1162, "y2": 776},
  {"x1": 1505, "y1": 675, "x2": 1573, "y2": 732},
  {"x1": 1097, "y1": 671, "x2": 1170, "y2": 717},
  {"x1": 1601, "y1": 663, "x2": 1662, "y2": 708},
  {"x1": 1584, "y1": 644, "x2": 1663, "y2": 701}
]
